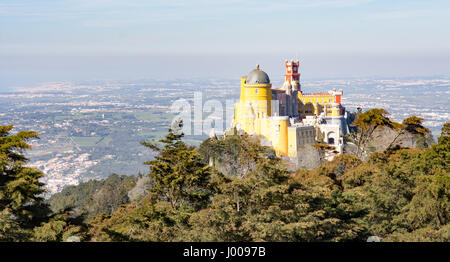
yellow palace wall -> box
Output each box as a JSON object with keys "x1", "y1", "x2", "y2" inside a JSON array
[
  {"x1": 298, "y1": 93, "x2": 342, "y2": 117},
  {"x1": 234, "y1": 77, "x2": 291, "y2": 156},
  {"x1": 234, "y1": 77, "x2": 317, "y2": 157}
]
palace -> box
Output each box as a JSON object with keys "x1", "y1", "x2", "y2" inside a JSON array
[{"x1": 233, "y1": 59, "x2": 349, "y2": 158}]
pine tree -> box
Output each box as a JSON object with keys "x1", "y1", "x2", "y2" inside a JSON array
[
  {"x1": 188, "y1": 146, "x2": 368, "y2": 242},
  {"x1": 141, "y1": 119, "x2": 213, "y2": 211},
  {"x1": 0, "y1": 125, "x2": 50, "y2": 241},
  {"x1": 386, "y1": 116, "x2": 430, "y2": 150}
]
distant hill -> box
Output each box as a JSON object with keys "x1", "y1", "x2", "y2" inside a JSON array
[{"x1": 48, "y1": 174, "x2": 137, "y2": 220}]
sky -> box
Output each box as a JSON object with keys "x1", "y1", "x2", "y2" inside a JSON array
[{"x1": 1, "y1": 0, "x2": 450, "y2": 89}]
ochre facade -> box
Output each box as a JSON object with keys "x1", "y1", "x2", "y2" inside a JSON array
[{"x1": 233, "y1": 62, "x2": 315, "y2": 157}]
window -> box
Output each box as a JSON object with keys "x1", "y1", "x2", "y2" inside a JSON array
[{"x1": 255, "y1": 89, "x2": 259, "y2": 94}]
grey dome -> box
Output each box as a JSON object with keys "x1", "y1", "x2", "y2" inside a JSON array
[{"x1": 246, "y1": 64, "x2": 270, "y2": 84}]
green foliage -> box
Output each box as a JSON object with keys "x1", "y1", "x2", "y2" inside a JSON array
[
  {"x1": 315, "y1": 127, "x2": 325, "y2": 143},
  {"x1": 87, "y1": 198, "x2": 192, "y2": 242},
  {"x1": 142, "y1": 120, "x2": 214, "y2": 211},
  {"x1": 385, "y1": 224, "x2": 450, "y2": 242},
  {"x1": 293, "y1": 139, "x2": 450, "y2": 242},
  {"x1": 386, "y1": 116, "x2": 431, "y2": 151},
  {"x1": 0, "y1": 125, "x2": 50, "y2": 241},
  {"x1": 313, "y1": 142, "x2": 336, "y2": 151},
  {"x1": 338, "y1": 124, "x2": 450, "y2": 240},
  {"x1": 84, "y1": 122, "x2": 449, "y2": 242},
  {"x1": 402, "y1": 116, "x2": 430, "y2": 135},
  {"x1": 32, "y1": 211, "x2": 88, "y2": 242},
  {"x1": 198, "y1": 134, "x2": 275, "y2": 178},
  {"x1": 49, "y1": 179, "x2": 104, "y2": 214},
  {"x1": 2, "y1": 121, "x2": 449, "y2": 242},
  {"x1": 0, "y1": 208, "x2": 31, "y2": 241},
  {"x1": 354, "y1": 108, "x2": 393, "y2": 131},
  {"x1": 415, "y1": 136, "x2": 428, "y2": 150},
  {"x1": 423, "y1": 122, "x2": 449, "y2": 172},
  {"x1": 353, "y1": 111, "x2": 432, "y2": 156},
  {"x1": 49, "y1": 173, "x2": 136, "y2": 220},
  {"x1": 442, "y1": 122, "x2": 450, "y2": 137},
  {"x1": 353, "y1": 109, "x2": 396, "y2": 157},
  {"x1": 187, "y1": 155, "x2": 368, "y2": 241}
]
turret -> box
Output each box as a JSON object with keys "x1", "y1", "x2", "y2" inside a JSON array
[{"x1": 284, "y1": 59, "x2": 301, "y2": 92}]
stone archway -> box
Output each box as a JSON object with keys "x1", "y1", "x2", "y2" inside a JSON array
[
  {"x1": 328, "y1": 137, "x2": 335, "y2": 145},
  {"x1": 327, "y1": 131, "x2": 336, "y2": 145}
]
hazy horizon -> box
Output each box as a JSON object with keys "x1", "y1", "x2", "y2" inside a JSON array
[
  {"x1": 1, "y1": 53, "x2": 449, "y2": 92},
  {"x1": 1, "y1": 0, "x2": 450, "y2": 91}
]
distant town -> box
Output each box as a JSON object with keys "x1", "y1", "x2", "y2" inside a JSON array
[{"x1": 0, "y1": 77, "x2": 448, "y2": 196}]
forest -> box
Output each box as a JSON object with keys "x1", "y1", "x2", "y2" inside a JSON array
[{"x1": 0, "y1": 108, "x2": 448, "y2": 242}]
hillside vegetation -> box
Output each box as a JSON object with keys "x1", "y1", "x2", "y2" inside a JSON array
[
  {"x1": 48, "y1": 174, "x2": 136, "y2": 220},
  {"x1": 0, "y1": 111, "x2": 448, "y2": 242}
]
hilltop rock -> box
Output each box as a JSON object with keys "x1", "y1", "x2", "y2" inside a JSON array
[
  {"x1": 198, "y1": 134, "x2": 276, "y2": 178},
  {"x1": 291, "y1": 144, "x2": 326, "y2": 170},
  {"x1": 127, "y1": 174, "x2": 153, "y2": 201},
  {"x1": 345, "y1": 126, "x2": 434, "y2": 160}
]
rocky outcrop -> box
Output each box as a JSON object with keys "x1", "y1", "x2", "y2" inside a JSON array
[
  {"x1": 199, "y1": 134, "x2": 277, "y2": 178},
  {"x1": 291, "y1": 144, "x2": 326, "y2": 170},
  {"x1": 369, "y1": 126, "x2": 433, "y2": 150},
  {"x1": 127, "y1": 175, "x2": 153, "y2": 201},
  {"x1": 345, "y1": 126, "x2": 434, "y2": 160}
]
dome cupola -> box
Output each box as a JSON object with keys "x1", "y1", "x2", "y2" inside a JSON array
[{"x1": 246, "y1": 64, "x2": 270, "y2": 84}]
